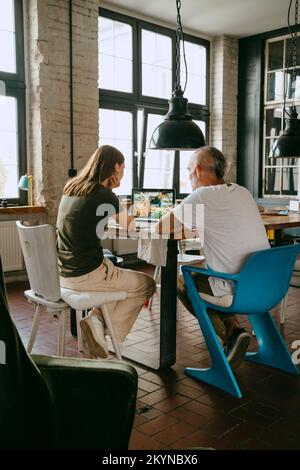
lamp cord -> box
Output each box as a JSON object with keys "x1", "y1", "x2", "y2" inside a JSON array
[{"x1": 175, "y1": 0, "x2": 188, "y2": 93}]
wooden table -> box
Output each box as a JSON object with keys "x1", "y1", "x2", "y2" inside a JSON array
[{"x1": 261, "y1": 211, "x2": 300, "y2": 245}]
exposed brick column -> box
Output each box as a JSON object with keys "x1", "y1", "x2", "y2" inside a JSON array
[
  {"x1": 25, "y1": 0, "x2": 99, "y2": 224},
  {"x1": 210, "y1": 35, "x2": 238, "y2": 182}
]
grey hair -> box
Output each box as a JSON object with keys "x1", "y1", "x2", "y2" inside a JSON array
[{"x1": 195, "y1": 146, "x2": 227, "y2": 178}]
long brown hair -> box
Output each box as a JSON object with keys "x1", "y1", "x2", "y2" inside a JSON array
[{"x1": 63, "y1": 145, "x2": 124, "y2": 197}]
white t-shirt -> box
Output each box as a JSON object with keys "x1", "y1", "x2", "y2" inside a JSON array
[{"x1": 172, "y1": 183, "x2": 270, "y2": 297}]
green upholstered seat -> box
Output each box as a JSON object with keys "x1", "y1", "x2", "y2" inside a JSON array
[{"x1": 0, "y1": 256, "x2": 137, "y2": 449}]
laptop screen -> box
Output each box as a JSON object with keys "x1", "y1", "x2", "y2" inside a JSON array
[{"x1": 132, "y1": 189, "x2": 175, "y2": 221}]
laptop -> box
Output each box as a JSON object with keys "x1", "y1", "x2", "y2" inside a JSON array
[{"x1": 131, "y1": 188, "x2": 176, "y2": 225}]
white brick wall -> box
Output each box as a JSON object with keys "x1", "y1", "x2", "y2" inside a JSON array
[
  {"x1": 210, "y1": 35, "x2": 238, "y2": 182},
  {"x1": 25, "y1": 0, "x2": 99, "y2": 224}
]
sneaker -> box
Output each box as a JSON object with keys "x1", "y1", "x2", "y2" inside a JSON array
[
  {"x1": 224, "y1": 328, "x2": 251, "y2": 370},
  {"x1": 80, "y1": 314, "x2": 109, "y2": 358}
]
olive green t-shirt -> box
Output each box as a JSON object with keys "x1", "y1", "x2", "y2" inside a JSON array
[{"x1": 56, "y1": 186, "x2": 122, "y2": 277}]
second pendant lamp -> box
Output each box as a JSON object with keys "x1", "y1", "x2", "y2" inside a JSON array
[{"x1": 272, "y1": 0, "x2": 300, "y2": 158}]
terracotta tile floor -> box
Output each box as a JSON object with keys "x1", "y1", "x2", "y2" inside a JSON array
[{"x1": 5, "y1": 269, "x2": 300, "y2": 450}]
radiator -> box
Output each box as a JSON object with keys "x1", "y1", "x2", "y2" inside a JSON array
[{"x1": 0, "y1": 221, "x2": 24, "y2": 272}]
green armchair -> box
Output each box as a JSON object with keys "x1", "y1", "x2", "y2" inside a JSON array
[{"x1": 0, "y1": 257, "x2": 137, "y2": 449}]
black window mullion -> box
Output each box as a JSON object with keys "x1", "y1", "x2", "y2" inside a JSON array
[
  {"x1": 132, "y1": 110, "x2": 138, "y2": 188},
  {"x1": 138, "y1": 110, "x2": 148, "y2": 187},
  {"x1": 171, "y1": 29, "x2": 176, "y2": 92},
  {"x1": 173, "y1": 151, "x2": 180, "y2": 197},
  {"x1": 137, "y1": 22, "x2": 142, "y2": 101},
  {"x1": 14, "y1": 0, "x2": 25, "y2": 82},
  {"x1": 132, "y1": 18, "x2": 138, "y2": 101}
]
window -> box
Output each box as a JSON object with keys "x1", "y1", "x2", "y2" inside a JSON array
[
  {"x1": 0, "y1": 0, "x2": 26, "y2": 205},
  {"x1": 141, "y1": 112, "x2": 175, "y2": 189},
  {"x1": 99, "y1": 107, "x2": 134, "y2": 195},
  {"x1": 141, "y1": 30, "x2": 172, "y2": 99},
  {"x1": 0, "y1": 96, "x2": 18, "y2": 198},
  {"x1": 99, "y1": 9, "x2": 210, "y2": 197},
  {"x1": 179, "y1": 121, "x2": 207, "y2": 194},
  {"x1": 263, "y1": 35, "x2": 300, "y2": 197},
  {"x1": 0, "y1": 0, "x2": 16, "y2": 73},
  {"x1": 98, "y1": 16, "x2": 133, "y2": 93},
  {"x1": 180, "y1": 40, "x2": 207, "y2": 105}
]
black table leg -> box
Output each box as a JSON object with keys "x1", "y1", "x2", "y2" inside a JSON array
[
  {"x1": 159, "y1": 239, "x2": 177, "y2": 368},
  {"x1": 121, "y1": 239, "x2": 178, "y2": 369}
]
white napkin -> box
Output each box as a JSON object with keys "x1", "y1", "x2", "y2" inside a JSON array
[{"x1": 137, "y1": 232, "x2": 168, "y2": 267}]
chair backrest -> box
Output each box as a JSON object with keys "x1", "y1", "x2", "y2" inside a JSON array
[
  {"x1": 233, "y1": 244, "x2": 300, "y2": 314},
  {"x1": 0, "y1": 255, "x2": 137, "y2": 449},
  {"x1": 16, "y1": 221, "x2": 61, "y2": 301},
  {"x1": 0, "y1": 255, "x2": 54, "y2": 449}
]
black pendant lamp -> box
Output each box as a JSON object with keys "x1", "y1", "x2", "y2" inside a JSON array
[
  {"x1": 149, "y1": 0, "x2": 205, "y2": 150},
  {"x1": 272, "y1": 0, "x2": 300, "y2": 158}
]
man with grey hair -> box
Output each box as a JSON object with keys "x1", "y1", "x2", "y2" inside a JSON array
[{"x1": 157, "y1": 146, "x2": 270, "y2": 369}]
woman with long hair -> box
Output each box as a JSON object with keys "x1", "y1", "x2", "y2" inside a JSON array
[{"x1": 57, "y1": 145, "x2": 155, "y2": 358}]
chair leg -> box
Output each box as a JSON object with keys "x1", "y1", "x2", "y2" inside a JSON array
[
  {"x1": 280, "y1": 294, "x2": 288, "y2": 325},
  {"x1": 155, "y1": 266, "x2": 161, "y2": 283},
  {"x1": 75, "y1": 309, "x2": 84, "y2": 352},
  {"x1": 247, "y1": 311, "x2": 299, "y2": 375},
  {"x1": 148, "y1": 292, "x2": 155, "y2": 310},
  {"x1": 58, "y1": 309, "x2": 67, "y2": 357},
  {"x1": 183, "y1": 271, "x2": 242, "y2": 398},
  {"x1": 185, "y1": 315, "x2": 242, "y2": 398},
  {"x1": 101, "y1": 304, "x2": 122, "y2": 360},
  {"x1": 149, "y1": 266, "x2": 161, "y2": 311},
  {"x1": 27, "y1": 303, "x2": 42, "y2": 353},
  {"x1": 176, "y1": 264, "x2": 185, "y2": 320}
]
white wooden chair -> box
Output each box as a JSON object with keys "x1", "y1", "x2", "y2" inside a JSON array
[
  {"x1": 16, "y1": 221, "x2": 124, "y2": 359},
  {"x1": 148, "y1": 238, "x2": 205, "y2": 311}
]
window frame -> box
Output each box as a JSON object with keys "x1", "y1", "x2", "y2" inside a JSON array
[
  {"x1": 262, "y1": 34, "x2": 300, "y2": 199},
  {"x1": 99, "y1": 7, "x2": 210, "y2": 198},
  {"x1": 237, "y1": 24, "x2": 300, "y2": 205},
  {"x1": 0, "y1": 0, "x2": 26, "y2": 205}
]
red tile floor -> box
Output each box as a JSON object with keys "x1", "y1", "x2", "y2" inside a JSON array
[{"x1": 5, "y1": 266, "x2": 300, "y2": 450}]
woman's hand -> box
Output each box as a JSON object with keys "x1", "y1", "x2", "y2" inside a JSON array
[
  {"x1": 102, "y1": 163, "x2": 124, "y2": 189},
  {"x1": 107, "y1": 173, "x2": 121, "y2": 189}
]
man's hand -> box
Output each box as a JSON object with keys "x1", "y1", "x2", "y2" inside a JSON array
[{"x1": 155, "y1": 209, "x2": 197, "y2": 240}]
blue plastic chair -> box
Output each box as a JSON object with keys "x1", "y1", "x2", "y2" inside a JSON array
[{"x1": 181, "y1": 245, "x2": 300, "y2": 398}]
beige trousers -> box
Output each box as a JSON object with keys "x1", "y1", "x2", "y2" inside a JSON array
[{"x1": 60, "y1": 258, "x2": 156, "y2": 343}]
